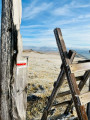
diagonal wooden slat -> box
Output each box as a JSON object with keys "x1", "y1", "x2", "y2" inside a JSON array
[
  {"x1": 52, "y1": 100, "x2": 71, "y2": 107},
  {"x1": 87, "y1": 77, "x2": 90, "y2": 120},
  {"x1": 65, "y1": 70, "x2": 90, "y2": 114},
  {"x1": 54, "y1": 28, "x2": 88, "y2": 120}
]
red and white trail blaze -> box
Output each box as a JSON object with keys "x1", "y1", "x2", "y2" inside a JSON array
[{"x1": 16, "y1": 61, "x2": 27, "y2": 75}]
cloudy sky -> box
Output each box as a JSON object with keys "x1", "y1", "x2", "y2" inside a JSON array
[
  {"x1": 0, "y1": 0, "x2": 90, "y2": 49},
  {"x1": 0, "y1": 0, "x2": 1, "y2": 30}
]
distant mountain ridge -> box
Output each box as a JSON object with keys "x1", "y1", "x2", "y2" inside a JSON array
[
  {"x1": 23, "y1": 46, "x2": 58, "y2": 52},
  {"x1": 23, "y1": 46, "x2": 90, "y2": 59}
]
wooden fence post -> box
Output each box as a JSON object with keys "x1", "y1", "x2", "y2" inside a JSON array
[
  {"x1": 0, "y1": 0, "x2": 27, "y2": 120},
  {"x1": 0, "y1": 0, "x2": 13, "y2": 119}
]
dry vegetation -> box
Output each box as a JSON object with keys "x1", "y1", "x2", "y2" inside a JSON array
[{"x1": 23, "y1": 51, "x2": 89, "y2": 120}]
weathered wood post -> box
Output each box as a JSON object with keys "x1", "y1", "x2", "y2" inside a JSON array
[
  {"x1": 87, "y1": 78, "x2": 90, "y2": 119},
  {"x1": 0, "y1": 0, "x2": 27, "y2": 120},
  {"x1": 0, "y1": 0, "x2": 13, "y2": 119}
]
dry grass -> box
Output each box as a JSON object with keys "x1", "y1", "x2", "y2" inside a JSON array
[{"x1": 22, "y1": 51, "x2": 89, "y2": 120}]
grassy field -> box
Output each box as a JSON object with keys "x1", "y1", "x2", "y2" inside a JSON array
[{"x1": 23, "y1": 51, "x2": 88, "y2": 120}]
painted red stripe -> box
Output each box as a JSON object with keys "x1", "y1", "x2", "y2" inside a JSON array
[{"x1": 16, "y1": 63, "x2": 26, "y2": 66}]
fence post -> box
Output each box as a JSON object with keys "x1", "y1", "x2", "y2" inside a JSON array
[{"x1": 0, "y1": 0, "x2": 27, "y2": 120}]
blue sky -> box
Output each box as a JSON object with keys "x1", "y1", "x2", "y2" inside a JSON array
[
  {"x1": 0, "y1": 0, "x2": 90, "y2": 49},
  {"x1": 0, "y1": 0, "x2": 1, "y2": 29}
]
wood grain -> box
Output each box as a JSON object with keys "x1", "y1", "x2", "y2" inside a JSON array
[
  {"x1": 70, "y1": 63, "x2": 90, "y2": 73},
  {"x1": 79, "y1": 92, "x2": 90, "y2": 105}
]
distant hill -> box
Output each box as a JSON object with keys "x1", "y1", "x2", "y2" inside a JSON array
[
  {"x1": 23, "y1": 46, "x2": 58, "y2": 52},
  {"x1": 23, "y1": 46, "x2": 90, "y2": 59}
]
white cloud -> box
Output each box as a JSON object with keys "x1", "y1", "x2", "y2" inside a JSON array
[
  {"x1": 22, "y1": 1, "x2": 53, "y2": 20},
  {"x1": 61, "y1": 27, "x2": 90, "y2": 50},
  {"x1": 21, "y1": 1, "x2": 90, "y2": 50},
  {"x1": 66, "y1": 44, "x2": 90, "y2": 50},
  {"x1": 52, "y1": 4, "x2": 71, "y2": 16},
  {"x1": 51, "y1": 14, "x2": 90, "y2": 27},
  {"x1": 0, "y1": 16, "x2": 1, "y2": 29},
  {"x1": 52, "y1": 1, "x2": 90, "y2": 16},
  {"x1": 21, "y1": 25, "x2": 45, "y2": 29},
  {"x1": 21, "y1": 13, "x2": 90, "y2": 34},
  {"x1": 69, "y1": 1, "x2": 90, "y2": 8},
  {"x1": 23, "y1": 37, "x2": 56, "y2": 47},
  {"x1": 21, "y1": 18, "x2": 90, "y2": 49},
  {"x1": 73, "y1": 4, "x2": 90, "y2": 8},
  {"x1": 78, "y1": 14, "x2": 90, "y2": 19},
  {"x1": 21, "y1": 29, "x2": 54, "y2": 39},
  {"x1": 22, "y1": 25, "x2": 90, "y2": 49}
]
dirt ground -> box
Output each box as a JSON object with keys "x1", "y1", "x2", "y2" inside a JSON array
[{"x1": 23, "y1": 51, "x2": 89, "y2": 120}]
